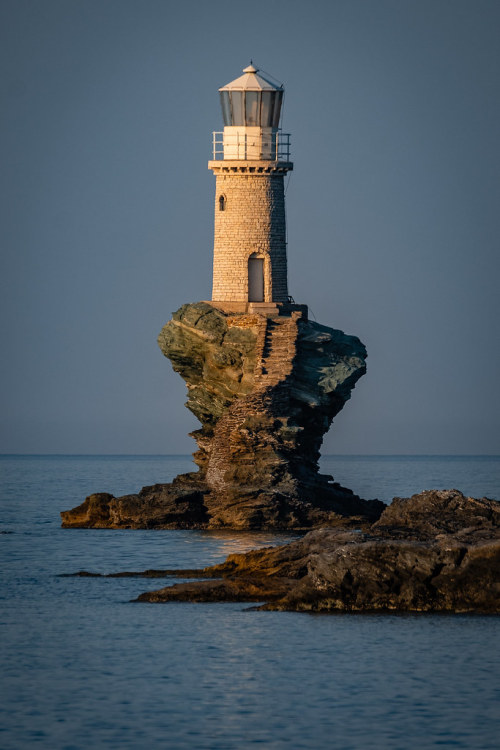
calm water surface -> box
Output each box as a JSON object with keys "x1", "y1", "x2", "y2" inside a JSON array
[{"x1": 0, "y1": 455, "x2": 499, "y2": 749}]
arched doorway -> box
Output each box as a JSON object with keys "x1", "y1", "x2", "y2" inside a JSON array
[{"x1": 248, "y1": 254, "x2": 264, "y2": 302}]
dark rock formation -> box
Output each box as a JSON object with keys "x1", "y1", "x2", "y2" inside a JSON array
[
  {"x1": 62, "y1": 301, "x2": 384, "y2": 530},
  {"x1": 133, "y1": 490, "x2": 500, "y2": 612},
  {"x1": 60, "y1": 475, "x2": 209, "y2": 529}
]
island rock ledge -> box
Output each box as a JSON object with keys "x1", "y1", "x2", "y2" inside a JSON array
[
  {"x1": 135, "y1": 490, "x2": 500, "y2": 612},
  {"x1": 67, "y1": 490, "x2": 500, "y2": 613},
  {"x1": 61, "y1": 302, "x2": 384, "y2": 530}
]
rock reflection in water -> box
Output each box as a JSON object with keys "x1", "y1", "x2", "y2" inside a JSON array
[{"x1": 196, "y1": 530, "x2": 301, "y2": 558}]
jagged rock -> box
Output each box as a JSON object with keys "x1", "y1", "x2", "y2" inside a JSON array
[
  {"x1": 62, "y1": 302, "x2": 384, "y2": 530},
  {"x1": 134, "y1": 490, "x2": 500, "y2": 612},
  {"x1": 371, "y1": 488, "x2": 500, "y2": 539},
  {"x1": 60, "y1": 475, "x2": 209, "y2": 529}
]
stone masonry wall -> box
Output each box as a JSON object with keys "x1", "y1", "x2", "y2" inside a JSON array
[{"x1": 212, "y1": 172, "x2": 288, "y2": 302}]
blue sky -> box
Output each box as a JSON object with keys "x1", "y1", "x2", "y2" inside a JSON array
[{"x1": 1, "y1": 0, "x2": 499, "y2": 454}]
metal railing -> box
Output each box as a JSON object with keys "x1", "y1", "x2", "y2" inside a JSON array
[{"x1": 212, "y1": 131, "x2": 291, "y2": 161}]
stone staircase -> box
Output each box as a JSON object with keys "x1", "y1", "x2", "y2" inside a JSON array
[{"x1": 205, "y1": 312, "x2": 302, "y2": 492}]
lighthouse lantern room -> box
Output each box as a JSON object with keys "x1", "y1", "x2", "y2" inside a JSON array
[{"x1": 208, "y1": 64, "x2": 294, "y2": 313}]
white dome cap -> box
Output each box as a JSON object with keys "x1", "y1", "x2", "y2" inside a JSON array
[{"x1": 219, "y1": 63, "x2": 283, "y2": 92}]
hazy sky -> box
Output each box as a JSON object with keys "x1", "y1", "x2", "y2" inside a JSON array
[{"x1": 1, "y1": 0, "x2": 499, "y2": 455}]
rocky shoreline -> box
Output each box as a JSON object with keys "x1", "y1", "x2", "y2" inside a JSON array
[
  {"x1": 60, "y1": 473, "x2": 383, "y2": 531},
  {"x1": 60, "y1": 305, "x2": 499, "y2": 613},
  {"x1": 67, "y1": 490, "x2": 500, "y2": 613}
]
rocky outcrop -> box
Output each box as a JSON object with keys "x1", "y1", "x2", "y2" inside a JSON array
[
  {"x1": 132, "y1": 490, "x2": 500, "y2": 613},
  {"x1": 60, "y1": 475, "x2": 209, "y2": 529},
  {"x1": 62, "y1": 301, "x2": 384, "y2": 530}
]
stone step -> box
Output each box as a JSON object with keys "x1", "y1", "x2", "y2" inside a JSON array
[{"x1": 206, "y1": 316, "x2": 299, "y2": 490}]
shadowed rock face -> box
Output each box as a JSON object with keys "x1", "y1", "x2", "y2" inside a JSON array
[
  {"x1": 61, "y1": 302, "x2": 384, "y2": 530},
  {"x1": 133, "y1": 490, "x2": 500, "y2": 613}
]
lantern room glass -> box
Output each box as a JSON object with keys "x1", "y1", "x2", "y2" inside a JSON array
[
  {"x1": 260, "y1": 91, "x2": 273, "y2": 127},
  {"x1": 231, "y1": 92, "x2": 244, "y2": 125},
  {"x1": 272, "y1": 90, "x2": 283, "y2": 128},
  {"x1": 245, "y1": 91, "x2": 260, "y2": 126},
  {"x1": 220, "y1": 91, "x2": 232, "y2": 126},
  {"x1": 219, "y1": 88, "x2": 284, "y2": 127}
]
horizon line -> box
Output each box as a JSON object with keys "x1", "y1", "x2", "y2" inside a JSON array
[{"x1": 1, "y1": 453, "x2": 499, "y2": 459}]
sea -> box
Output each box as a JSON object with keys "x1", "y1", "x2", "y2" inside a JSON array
[{"x1": 1, "y1": 454, "x2": 499, "y2": 750}]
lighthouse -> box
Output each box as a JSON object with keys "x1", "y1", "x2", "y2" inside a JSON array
[{"x1": 208, "y1": 64, "x2": 294, "y2": 314}]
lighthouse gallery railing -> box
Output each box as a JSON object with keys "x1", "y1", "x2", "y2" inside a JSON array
[{"x1": 212, "y1": 131, "x2": 291, "y2": 161}]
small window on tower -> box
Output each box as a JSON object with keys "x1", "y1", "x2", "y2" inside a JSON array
[{"x1": 219, "y1": 195, "x2": 226, "y2": 211}]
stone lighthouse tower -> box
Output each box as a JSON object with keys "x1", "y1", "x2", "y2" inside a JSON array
[{"x1": 208, "y1": 64, "x2": 293, "y2": 313}]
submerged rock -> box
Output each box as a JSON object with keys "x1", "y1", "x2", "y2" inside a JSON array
[
  {"x1": 62, "y1": 302, "x2": 383, "y2": 530},
  {"x1": 134, "y1": 490, "x2": 500, "y2": 613}
]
